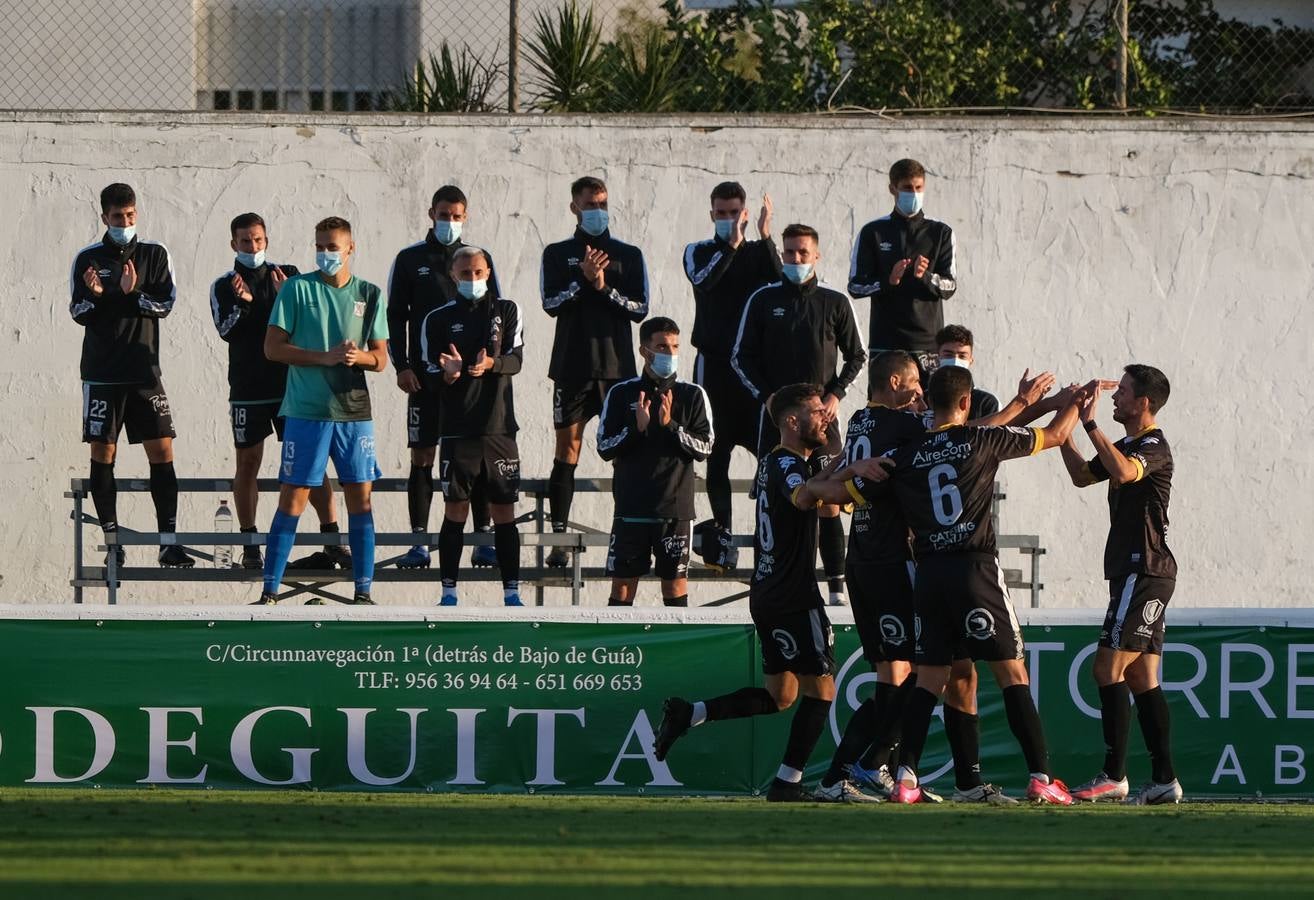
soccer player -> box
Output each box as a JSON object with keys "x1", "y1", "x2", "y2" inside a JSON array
[
  {"x1": 818, "y1": 352, "x2": 1055, "y2": 805},
  {"x1": 654, "y1": 383, "x2": 887, "y2": 803},
  {"x1": 732, "y1": 223, "x2": 865, "y2": 606},
  {"x1": 540, "y1": 176, "x2": 649, "y2": 568},
  {"x1": 1061, "y1": 366, "x2": 1182, "y2": 805},
  {"x1": 848, "y1": 158, "x2": 957, "y2": 383},
  {"x1": 935, "y1": 324, "x2": 1000, "y2": 420},
  {"x1": 845, "y1": 366, "x2": 1085, "y2": 804},
  {"x1": 388, "y1": 186, "x2": 500, "y2": 571},
  {"x1": 253, "y1": 217, "x2": 388, "y2": 606},
  {"x1": 419, "y1": 247, "x2": 525, "y2": 608},
  {"x1": 210, "y1": 212, "x2": 342, "y2": 570},
  {"x1": 683, "y1": 182, "x2": 779, "y2": 538},
  {"x1": 70, "y1": 182, "x2": 192, "y2": 569},
  {"x1": 597, "y1": 317, "x2": 714, "y2": 607}
]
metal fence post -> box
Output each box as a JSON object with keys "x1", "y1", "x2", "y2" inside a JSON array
[
  {"x1": 507, "y1": 0, "x2": 520, "y2": 113},
  {"x1": 1114, "y1": 0, "x2": 1129, "y2": 109}
]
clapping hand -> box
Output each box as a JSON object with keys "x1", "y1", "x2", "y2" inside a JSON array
[{"x1": 438, "y1": 343, "x2": 463, "y2": 383}]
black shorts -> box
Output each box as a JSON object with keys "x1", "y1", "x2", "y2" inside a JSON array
[
  {"x1": 82, "y1": 380, "x2": 176, "y2": 444},
  {"x1": 1101, "y1": 574, "x2": 1175, "y2": 655},
  {"x1": 606, "y1": 519, "x2": 691, "y2": 580},
  {"x1": 439, "y1": 435, "x2": 520, "y2": 504},
  {"x1": 913, "y1": 555, "x2": 1024, "y2": 666},
  {"x1": 848, "y1": 559, "x2": 918, "y2": 665},
  {"x1": 553, "y1": 379, "x2": 620, "y2": 429},
  {"x1": 407, "y1": 389, "x2": 441, "y2": 448},
  {"x1": 694, "y1": 354, "x2": 760, "y2": 452},
  {"x1": 753, "y1": 605, "x2": 836, "y2": 676},
  {"x1": 231, "y1": 401, "x2": 284, "y2": 449}
]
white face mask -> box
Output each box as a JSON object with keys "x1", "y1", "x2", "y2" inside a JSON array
[{"x1": 938, "y1": 356, "x2": 971, "y2": 369}]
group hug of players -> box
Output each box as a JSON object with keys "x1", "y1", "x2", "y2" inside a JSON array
[{"x1": 70, "y1": 160, "x2": 1178, "y2": 804}]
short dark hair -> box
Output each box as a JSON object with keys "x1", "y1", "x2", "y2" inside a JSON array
[
  {"x1": 571, "y1": 176, "x2": 607, "y2": 198},
  {"x1": 100, "y1": 183, "x2": 135, "y2": 213},
  {"x1": 768, "y1": 383, "x2": 821, "y2": 428},
  {"x1": 781, "y1": 223, "x2": 819, "y2": 244},
  {"x1": 870, "y1": 350, "x2": 919, "y2": 391},
  {"x1": 1124, "y1": 364, "x2": 1170, "y2": 413},
  {"x1": 889, "y1": 159, "x2": 926, "y2": 184},
  {"x1": 710, "y1": 181, "x2": 746, "y2": 205},
  {"x1": 640, "y1": 317, "x2": 680, "y2": 344},
  {"x1": 314, "y1": 216, "x2": 352, "y2": 235},
  {"x1": 936, "y1": 324, "x2": 974, "y2": 348},
  {"x1": 431, "y1": 185, "x2": 468, "y2": 208},
  {"x1": 928, "y1": 365, "x2": 973, "y2": 413},
  {"x1": 230, "y1": 212, "x2": 267, "y2": 237}
]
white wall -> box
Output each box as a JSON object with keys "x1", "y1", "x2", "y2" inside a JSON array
[{"x1": 1, "y1": 112, "x2": 1311, "y2": 609}]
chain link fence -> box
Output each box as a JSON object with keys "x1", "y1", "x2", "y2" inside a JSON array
[{"x1": 2, "y1": 0, "x2": 1312, "y2": 114}]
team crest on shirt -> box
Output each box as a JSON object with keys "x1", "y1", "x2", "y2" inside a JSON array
[
  {"x1": 97, "y1": 268, "x2": 113, "y2": 278},
  {"x1": 880, "y1": 614, "x2": 907, "y2": 646},
  {"x1": 1142, "y1": 599, "x2": 1164, "y2": 624},
  {"x1": 353, "y1": 301, "x2": 366, "y2": 317},
  {"x1": 785, "y1": 473, "x2": 804, "y2": 489},
  {"x1": 417, "y1": 266, "x2": 430, "y2": 275},
  {"x1": 771, "y1": 307, "x2": 785, "y2": 318},
  {"x1": 772, "y1": 629, "x2": 799, "y2": 660},
  {"x1": 451, "y1": 323, "x2": 464, "y2": 333},
  {"x1": 965, "y1": 608, "x2": 996, "y2": 640}
]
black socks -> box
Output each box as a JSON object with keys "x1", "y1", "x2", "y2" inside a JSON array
[
  {"x1": 782, "y1": 696, "x2": 832, "y2": 773},
  {"x1": 1135, "y1": 686, "x2": 1176, "y2": 783},
  {"x1": 1099, "y1": 681, "x2": 1132, "y2": 781},
  {"x1": 944, "y1": 705, "x2": 984, "y2": 790},
  {"x1": 89, "y1": 459, "x2": 118, "y2": 533},
  {"x1": 148, "y1": 461, "x2": 178, "y2": 532},
  {"x1": 1002, "y1": 684, "x2": 1049, "y2": 777},
  {"x1": 494, "y1": 522, "x2": 520, "y2": 590},
  {"x1": 437, "y1": 517, "x2": 464, "y2": 587},
  {"x1": 662, "y1": 594, "x2": 688, "y2": 607},
  {"x1": 548, "y1": 459, "x2": 577, "y2": 530},
  {"x1": 860, "y1": 675, "x2": 914, "y2": 769},
  {"x1": 818, "y1": 515, "x2": 845, "y2": 579},
  {"x1": 895, "y1": 686, "x2": 940, "y2": 774},
  {"x1": 824, "y1": 696, "x2": 880, "y2": 786},
  {"x1": 706, "y1": 439, "x2": 733, "y2": 529},
  {"x1": 705, "y1": 687, "x2": 778, "y2": 721},
  {"x1": 407, "y1": 464, "x2": 433, "y2": 532}
]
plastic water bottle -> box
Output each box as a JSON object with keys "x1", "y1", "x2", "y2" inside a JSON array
[{"x1": 213, "y1": 500, "x2": 234, "y2": 568}]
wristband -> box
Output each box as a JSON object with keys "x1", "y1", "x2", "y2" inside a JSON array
[{"x1": 1083, "y1": 420, "x2": 1098, "y2": 433}]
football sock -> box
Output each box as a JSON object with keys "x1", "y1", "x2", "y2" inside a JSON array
[
  {"x1": 1099, "y1": 681, "x2": 1132, "y2": 781},
  {"x1": 406, "y1": 464, "x2": 433, "y2": 532},
  {"x1": 944, "y1": 705, "x2": 984, "y2": 790},
  {"x1": 548, "y1": 460, "x2": 577, "y2": 530},
  {"x1": 262, "y1": 509, "x2": 299, "y2": 594},
  {"x1": 781, "y1": 695, "x2": 832, "y2": 774},
  {"x1": 818, "y1": 515, "x2": 845, "y2": 579},
  {"x1": 89, "y1": 459, "x2": 118, "y2": 533},
  {"x1": 690, "y1": 701, "x2": 708, "y2": 727},
  {"x1": 704, "y1": 687, "x2": 778, "y2": 721},
  {"x1": 347, "y1": 512, "x2": 374, "y2": 594},
  {"x1": 894, "y1": 686, "x2": 941, "y2": 777},
  {"x1": 1135, "y1": 686, "x2": 1176, "y2": 783},
  {"x1": 823, "y1": 695, "x2": 880, "y2": 787},
  {"x1": 148, "y1": 461, "x2": 178, "y2": 532},
  {"x1": 494, "y1": 522, "x2": 520, "y2": 590},
  {"x1": 662, "y1": 594, "x2": 689, "y2": 607},
  {"x1": 438, "y1": 517, "x2": 464, "y2": 590},
  {"x1": 860, "y1": 676, "x2": 913, "y2": 769},
  {"x1": 707, "y1": 439, "x2": 733, "y2": 529},
  {"x1": 471, "y1": 478, "x2": 491, "y2": 532},
  {"x1": 1002, "y1": 684, "x2": 1050, "y2": 777}
]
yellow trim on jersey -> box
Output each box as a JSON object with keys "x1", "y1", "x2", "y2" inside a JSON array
[
  {"x1": 929, "y1": 423, "x2": 954, "y2": 432},
  {"x1": 1030, "y1": 427, "x2": 1046, "y2": 455},
  {"x1": 1131, "y1": 423, "x2": 1159, "y2": 439},
  {"x1": 844, "y1": 479, "x2": 867, "y2": 508},
  {"x1": 1129, "y1": 456, "x2": 1146, "y2": 483},
  {"x1": 790, "y1": 485, "x2": 804, "y2": 506}
]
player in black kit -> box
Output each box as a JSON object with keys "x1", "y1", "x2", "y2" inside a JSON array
[
  {"x1": 70, "y1": 183, "x2": 192, "y2": 569},
  {"x1": 210, "y1": 212, "x2": 342, "y2": 569},
  {"x1": 1062, "y1": 366, "x2": 1182, "y2": 805},
  {"x1": 653, "y1": 383, "x2": 890, "y2": 803},
  {"x1": 846, "y1": 366, "x2": 1087, "y2": 805},
  {"x1": 683, "y1": 182, "x2": 779, "y2": 540}
]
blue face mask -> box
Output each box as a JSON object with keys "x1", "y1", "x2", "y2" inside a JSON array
[
  {"x1": 235, "y1": 250, "x2": 266, "y2": 269},
  {"x1": 579, "y1": 208, "x2": 609, "y2": 236},
  {"x1": 107, "y1": 225, "x2": 136, "y2": 245},
  {"x1": 457, "y1": 278, "x2": 487, "y2": 301},
  {"x1": 896, "y1": 191, "x2": 924, "y2": 216},
  {"x1": 649, "y1": 352, "x2": 678, "y2": 379},
  {"x1": 782, "y1": 262, "x2": 813, "y2": 285},
  {"x1": 714, "y1": 218, "x2": 736, "y2": 241},
  {"x1": 316, "y1": 251, "x2": 344, "y2": 276},
  {"x1": 433, "y1": 220, "x2": 462, "y2": 245}
]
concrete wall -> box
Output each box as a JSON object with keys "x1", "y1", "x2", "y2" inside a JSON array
[{"x1": 1, "y1": 112, "x2": 1311, "y2": 608}]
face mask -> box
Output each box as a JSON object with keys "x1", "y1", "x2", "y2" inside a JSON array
[
  {"x1": 782, "y1": 262, "x2": 813, "y2": 285},
  {"x1": 316, "y1": 251, "x2": 344, "y2": 276},
  {"x1": 649, "y1": 352, "x2": 678, "y2": 379},
  {"x1": 457, "y1": 278, "x2": 487, "y2": 301},
  {"x1": 579, "y1": 208, "x2": 609, "y2": 236},
  {"x1": 896, "y1": 191, "x2": 924, "y2": 216},
  {"x1": 107, "y1": 225, "x2": 136, "y2": 245},
  {"x1": 938, "y1": 356, "x2": 971, "y2": 369},
  {"x1": 433, "y1": 220, "x2": 462, "y2": 245},
  {"x1": 714, "y1": 218, "x2": 736, "y2": 241},
  {"x1": 236, "y1": 250, "x2": 266, "y2": 269}
]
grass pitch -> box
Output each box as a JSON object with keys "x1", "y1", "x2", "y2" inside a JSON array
[{"x1": 0, "y1": 790, "x2": 1311, "y2": 898}]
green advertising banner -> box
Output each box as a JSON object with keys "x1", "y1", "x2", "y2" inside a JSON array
[{"x1": 0, "y1": 614, "x2": 1310, "y2": 797}]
